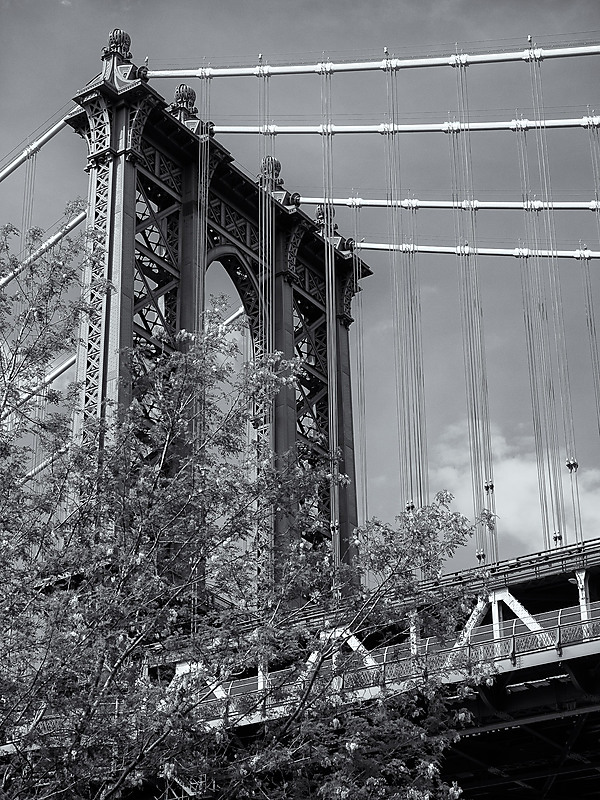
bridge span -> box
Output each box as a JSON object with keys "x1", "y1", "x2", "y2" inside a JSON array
[
  {"x1": 4, "y1": 28, "x2": 600, "y2": 798},
  {"x1": 143, "y1": 537, "x2": 600, "y2": 796}
]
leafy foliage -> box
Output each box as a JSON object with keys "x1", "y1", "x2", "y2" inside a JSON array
[{"x1": 0, "y1": 225, "x2": 472, "y2": 800}]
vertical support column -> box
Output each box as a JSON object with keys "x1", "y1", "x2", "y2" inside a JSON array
[
  {"x1": 179, "y1": 154, "x2": 200, "y2": 333},
  {"x1": 273, "y1": 229, "x2": 298, "y2": 575},
  {"x1": 491, "y1": 592, "x2": 504, "y2": 640},
  {"x1": 74, "y1": 112, "x2": 137, "y2": 434},
  {"x1": 409, "y1": 610, "x2": 420, "y2": 656},
  {"x1": 68, "y1": 30, "x2": 155, "y2": 436},
  {"x1": 75, "y1": 146, "x2": 113, "y2": 437},
  {"x1": 336, "y1": 314, "x2": 358, "y2": 566},
  {"x1": 104, "y1": 106, "x2": 137, "y2": 414},
  {"x1": 575, "y1": 569, "x2": 591, "y2": 622},
  {"x1": 273, "y1": 230, "x2": 297, "y2": 457},
  {"x1": 284, "y1": 208, "x2": 364, "y2": 576}
]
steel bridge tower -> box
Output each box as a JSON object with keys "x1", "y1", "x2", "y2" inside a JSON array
[
  {"x1": 7, "y1": 27, "x2": 600, "y2": 799},
  {"x1": 67, "y1": 29, "x2": 365, "y2": 569}
]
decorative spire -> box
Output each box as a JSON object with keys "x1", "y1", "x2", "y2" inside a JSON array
[
  {"x1": 315, "y1": 204, "x2": 338, "y2": 236},
  {"x1": 168, "y1": 85, "x2": 199, "y2": 123},
  {"x1": 103, "y1": 29, "x2": 132, "y2": 61},
  {"x1": 259, "y1": 155, "x2": 284, "y2": 190},
  {"x1": 97, "y1": 29, "x2": 139, "y2": 89}
]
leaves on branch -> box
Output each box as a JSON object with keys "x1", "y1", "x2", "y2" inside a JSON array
[{"x1": 0, "y1": 226, "x2": 474, "y2": 800}]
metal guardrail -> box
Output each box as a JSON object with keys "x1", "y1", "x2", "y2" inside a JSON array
[
  {"x1": 201, "y1": 600, "x2": 600, "y2": 723},
  {"x1": 269, "y1": 538, "x2": 600, "y2": 633},
  {"x1": 7, "y1": 601, "x2": 600, "y2": 742}
]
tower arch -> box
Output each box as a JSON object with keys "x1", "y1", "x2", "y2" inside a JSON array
[{"x1": 67, "y1": 30, "x2": 370, "y2": 571}]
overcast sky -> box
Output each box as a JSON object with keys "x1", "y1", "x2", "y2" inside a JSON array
[{"x1": 2, "y1": 0, "x2": 600, "y2": 568}]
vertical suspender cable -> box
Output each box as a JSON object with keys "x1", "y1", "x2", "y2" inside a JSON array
[
  {"x1": 407, "y1": 199, "x2": 429, "y2": 507},
  {"x1": 32, "y1": 386, "x2": 47, "y2": 478},
  {"x1": 516, "y1": 126, "x2": 551, "y2": 549},
  {"x1": 258, "y1": 60, "x2": 275, "y2": 363},
  {"x1": 529, "y1": 45, "x2": 580, "y2": 543},
  {"x1": 243, "y1": 320, "x2": 254, "y2": 559},
  {"x1": 17, "y1": 151, "x2": 43, "y2": 472},
  {"x1": 320, "y1": 61, "x2": 341, "y2": 579},
  {"x1": 20, "y1": 149, "x2": 37, "y2": 257},
  {"x1": 460, "y1": 62, "x2": 488, "y2": 561},
  {"x1": 516, "y1": 111, "x2": 565, "y2": 548},
  {"x1": 351, "y1": 198, "x2": 369, "y2": 527},
  {"x1": 196, "y1": 69, "x2": 211, "y2": 327},
  {"x1": 384, "y1": 63, "x2": 408, "y2": 511},
  {"x1": 16, "y1": 151, "x2": 37, "y2": 324},
  {"x1": 450, "y1": 57, "x2": 497, "y2": 562},
  {"x1": 384, "y1": 56, "x2": 428, "y2": 512},
  {"x1": 191, "y1": 70, "x2": 211, "y2": 635},
  {"x1": 530, "y1": 52, "x2": 567, "y2": 544},
  {"x1": 449, "y1": 115, "x2": 484, "y2": 560},
  {"x1": 585, "y1": 117, "x2": 600, "y2": 439},
  {"x1": 459, "y1": 65, "x2": 498, "y2": 561},
  {"x1": 256, "y1": 59, "x2": 276, "y2": 590},
  {"x1": 258, "y1": 60, "x2": 275, "y2": 361}
]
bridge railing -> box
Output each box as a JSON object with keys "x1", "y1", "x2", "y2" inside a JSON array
[
  {"x1": 8, "y1": 600, "x2": 600, "y2": 742},
  {"x1": 198, "y1": 600, "x2": 600, "y2": 723}
]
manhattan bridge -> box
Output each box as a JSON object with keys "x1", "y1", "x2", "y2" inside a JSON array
[{"x1": 4, "y1": 28, "x2": 600, "y2": 796}]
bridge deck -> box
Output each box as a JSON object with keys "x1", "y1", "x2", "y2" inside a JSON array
[
  {"x1": 178, "y1": 600, "x2": 600, "y2": 728},
  {"x1": 431, "y1": 535, "x2": 600, "y2": 593}
]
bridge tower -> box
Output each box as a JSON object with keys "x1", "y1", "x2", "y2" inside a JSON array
[{"x1": 66, "y1": 29, "x2": 365, "y2": 569}]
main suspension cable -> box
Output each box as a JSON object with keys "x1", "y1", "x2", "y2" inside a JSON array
[
  {"x1": 213, "y1": 115, "x2": 600, "y2": 135},
  {"x1": 296, "y1": 196, "x2": 600, "y2": 211},
  {"x1": 0, "y1": 115, "x2": 72, "y2": 186},
  {"x1": 146, "y1": 42, "x2": 600, "y2": 80},
  {"x1": 352, "y1": 242, "x2": 600, "y2": 259}
]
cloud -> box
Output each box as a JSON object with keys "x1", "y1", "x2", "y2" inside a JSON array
[
  {"x1": 429, "y1": 421, "x2": 600, "y2": 559},
  {"x1": 60, "y1": 1, "x2": 72, "y2": 5}
]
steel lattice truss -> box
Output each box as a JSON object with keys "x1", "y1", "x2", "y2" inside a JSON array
[{"x1": 65, "y1": 33, "x2": 364, "y2": 557}]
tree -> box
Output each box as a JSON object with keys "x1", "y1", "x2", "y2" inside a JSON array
[{"x1": 0, "y1": 223, "x2": 473, "y2": 800}]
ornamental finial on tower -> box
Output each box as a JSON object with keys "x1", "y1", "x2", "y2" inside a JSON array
[
  {"x1": 168, "y1": 85, "x2": 199, "y2": 122},
  {"x1": 259, "y1": 155, "x2": 284, "y2": 190},
  {"x1": 103, "y1": 29, "x2": 132, "y2": 61},
  {"x1": 316, "y1": 203, "x2": 337, "y2": 236}
]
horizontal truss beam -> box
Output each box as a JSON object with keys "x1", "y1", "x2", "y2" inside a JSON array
[
  {"x1": 146, "y1": 43, "x2": 600, "y2": 80},
  {"x1": 0, "y1": 211, "x2": 87, "y2": 290},
  {"x1": 16, "y1": 309, "x2": 245, "y2": 473},
  {"x1": 0, "y1": 115, "x2": 72, "y2": 185},
  {"x1": 352, "y1": 241, "x2": 600, "y2": 259},
  {"x1": 213, "y1": 116, "x2": 600, "y2": 135},
  {"x1": 162, "y1": 597, "x2": 600, "y2": 732},
  {"x1": 298, "y1": 196, "x2": 600, "y2": 212},
  {"x1": 1, "y1": 355, "x2": 77, "y2": 422}
]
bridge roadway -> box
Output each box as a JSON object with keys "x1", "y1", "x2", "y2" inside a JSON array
[
  {"x1": 180, "y1": 601, "x2": 600, "y2": 724},
  {"x1": 7, "y1": 539, "x2": 600, "y2": 795},
  {"x1": 165, "y1": 537, "x2": 600, "y2": 797}
]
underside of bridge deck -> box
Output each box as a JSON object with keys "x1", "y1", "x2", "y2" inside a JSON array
[
  {"x1": 446, "y1": 706, "x2": 600, "y2": 798},
  {"x1": 443, "y1": 648, "x2": 600, "y2": 797},
  {"x1": 431, "y1": 540, "x2": 600, "y2": 796}
]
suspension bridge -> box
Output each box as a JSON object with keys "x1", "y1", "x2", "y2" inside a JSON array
[{"x1": 3, "y1": 28, "x2": 600, "y2": 797}]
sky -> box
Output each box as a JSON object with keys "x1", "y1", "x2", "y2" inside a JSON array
[{"x1": 2, "y1": 0, "x2": 600, "y2": 569}]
